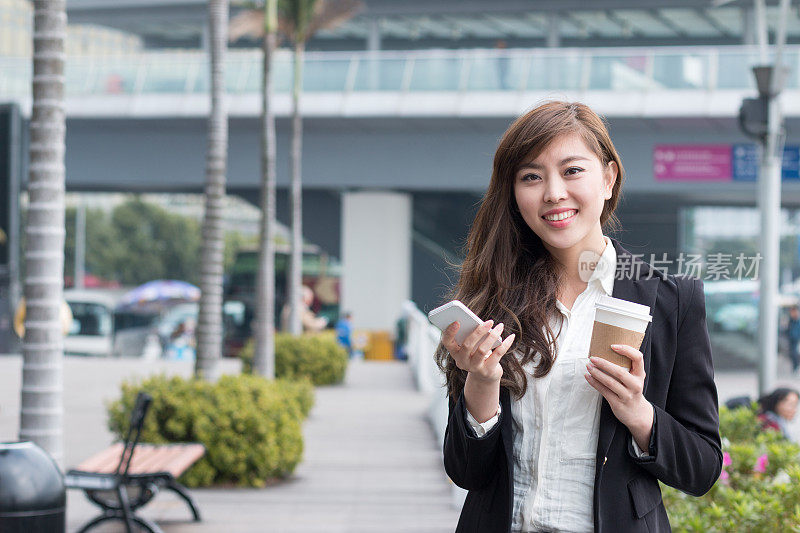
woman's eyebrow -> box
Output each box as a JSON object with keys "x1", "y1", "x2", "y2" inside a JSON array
[{"x1": 518, "y1": 156, "x2": 591, "y2": 170}]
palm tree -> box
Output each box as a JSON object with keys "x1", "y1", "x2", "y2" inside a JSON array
[
  {"x1": 255, "y1": 0, "x2": 279, "y2": 378},
  {"x1": 229, "y1": 0, "x2": 279, "y2": 378},
  {"x1": 283, "y1": 0, "x2": 362, "y2": 335},
  {"x1": 20, "y1": 0, "x2": 68, "y2": 463},
  {"x1": 231, "y1": 0, "x2": 362, "y2": 336},
  {"x1": 195, "y1": 0, "x2": 230, "y2": 381}
]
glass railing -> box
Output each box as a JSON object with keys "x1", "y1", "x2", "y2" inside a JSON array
[{"x1": 1, "y1": 46, "x2": 798, "y2": 99}]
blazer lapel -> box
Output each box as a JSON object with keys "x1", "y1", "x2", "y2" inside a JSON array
[{"x1": 596, "y1": 238, "x2": 660, "y2": 462}]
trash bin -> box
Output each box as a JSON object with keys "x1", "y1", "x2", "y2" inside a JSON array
[{"x1": 0, "y1": 441, "x2": 65, "y2": 533}]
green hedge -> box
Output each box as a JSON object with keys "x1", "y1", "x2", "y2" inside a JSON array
[
  {"x1": 662, "y1": 403, "x2": 800, "y2": 531},
  {"x1": 107, "y1": 374, "x2": 314, "y2": 487},
  {"x1": 240, "y1": 332, "x2": 348, "y2": 386}
]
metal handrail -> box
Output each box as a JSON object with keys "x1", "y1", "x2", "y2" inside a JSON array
[{"x1": 401, "y1": 300, "x2": 466, "y2": 509}]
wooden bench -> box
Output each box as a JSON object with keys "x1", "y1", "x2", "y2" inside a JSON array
[{"x1": 65, "y1": 392, "x2": 206, "y2": 533}]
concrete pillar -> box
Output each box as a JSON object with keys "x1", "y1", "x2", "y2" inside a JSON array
[
  {"x1": 367, "y1": 19, "x2": 382, "y2": 90},
  {"x1": 367, "y1": 18, "x2": 382, "y2": 51},
  {"x1": 547, "y1": 12, "x2": 561, "y2": 48},
  {"x1": 201, "y1": 22, "x2": 210, "y2": 53},
  {"x1": 742, "y1": 6, "x2": 756, "y2": 45},
  {"x1": 341, "y1": 191, "x2": 411, "y2": 332}
]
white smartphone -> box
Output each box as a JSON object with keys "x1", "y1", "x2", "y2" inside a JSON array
[{"x1": 427, "y1": 300, "x2": 502, "y2": 349}]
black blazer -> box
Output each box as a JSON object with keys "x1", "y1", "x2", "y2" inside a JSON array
[{"x1": 443, "y1": 237, "x2": 723, "y2": 533}]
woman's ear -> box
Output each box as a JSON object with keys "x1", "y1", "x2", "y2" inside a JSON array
[{"x1": 604, "y1": 161, "x2": 618, "y2": 200}]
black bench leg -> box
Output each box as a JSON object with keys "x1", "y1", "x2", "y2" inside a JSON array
[
  {"x1": 75, "y1": 512, "x2": 117, "y2": 533},
  {"x1": 166, "y1": 479, "x2": 202, "y2": 521},
  {"x1": 131, "y1": 514, "x2": 166, "y2": 533},
  {"x1": 75, "y1": 513, "x2": 165, "y2": 533},
  {"x1": 118, "y1": 485, "x2": 135, "y2": 533}
]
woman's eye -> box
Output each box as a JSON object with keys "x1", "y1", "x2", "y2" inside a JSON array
[
  {"x1": 520, "y1": 173, "x2": 540, "y2": 182},
  {"x1": 565, "y1": 167, "x2": 584, "y2": 176}
]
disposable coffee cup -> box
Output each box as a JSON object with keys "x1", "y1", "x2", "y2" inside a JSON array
[{"x1": 589, "y1": 295, "x2": 652, "y2": 370}]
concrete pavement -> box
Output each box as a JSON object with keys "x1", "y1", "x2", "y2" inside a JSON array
[
  {"x1": 0, "y1": 356, "x2": 459, "y2": 533},
  {"x1": 3, "y1": 353, "x2": 800, "y2": 532}
]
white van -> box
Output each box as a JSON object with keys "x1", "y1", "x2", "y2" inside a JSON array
[{"x1": 64, "y1": 289, "x2": 125, "y2": 357}]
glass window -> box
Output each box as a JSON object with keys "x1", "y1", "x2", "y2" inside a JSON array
[
  {"x1": 114, "y1": 311, "x2": 158, "y2": 331},
  {"x1": 67, "y1": 302, "x2": 112, "y2": 337}
]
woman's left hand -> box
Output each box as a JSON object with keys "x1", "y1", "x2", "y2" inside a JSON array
[{"x1": 584, "y1": 344, "x2": 654, "y2": 451}]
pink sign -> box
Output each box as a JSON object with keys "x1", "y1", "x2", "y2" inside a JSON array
[{"x1": 653, "y1": 145, "x2": 732, "y2": 182}]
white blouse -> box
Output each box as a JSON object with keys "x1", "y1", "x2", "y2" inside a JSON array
[{"x1": 465, "y1": 236, "x2": 648, "y2": 532}]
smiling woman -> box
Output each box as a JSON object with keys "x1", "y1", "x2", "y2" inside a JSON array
[
  {"x1": 514, "y1": 133, "x2": 617, "y2": 272},
  {"x1": 434, "y1": 101, "x2": 722, "y2": 533}
]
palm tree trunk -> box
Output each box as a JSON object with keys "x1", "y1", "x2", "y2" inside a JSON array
[
  {"x1": 253, "y1": 0, "x2": 278, "y2": 378},
  {"x1": 288, "y1": 39, "x2": 304, "y2": 336},
  {"x1": 20, "y1": 0, "x2": 67, "y2": 464},
  {"x1": 195, "y1": 0, "x2": 229, "y2": 381}
]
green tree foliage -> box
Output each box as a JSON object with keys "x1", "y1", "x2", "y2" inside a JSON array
[
  {"x1": 64, "y1": 205, "x2": 123, "y2": 282},
  {"x1": 107, "y1": 199, "x2": 201, "y2": 284},
  {"x1": 64, "y1": 198, "x2": 254, "y2": 286},
  {"x1": 223, "y1": 229, "x2": 257, "y2": 271}
]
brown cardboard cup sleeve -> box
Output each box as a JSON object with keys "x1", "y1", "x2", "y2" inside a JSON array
[{"x1": 588, "y1": 321, "x2": 646, "y2": 370}]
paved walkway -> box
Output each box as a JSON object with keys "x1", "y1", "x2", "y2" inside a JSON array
[
  {"x1": 3, "y1": 354, "x2": 800, "y2": 532},
  {"x1": 0, "y1": 356, "x2": 459, "y2": 533}
]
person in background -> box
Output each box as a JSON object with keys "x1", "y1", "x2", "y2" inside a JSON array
[
  {"x1": 281, "y1": 285, "x2": 328, "y2": 333},
  {"x1": 757, "y1": 387, "x2": 799, "y2": 440},
  {"x1": 166, "y1": 317, "x2": 196, "y2": 361},
  {"x1": 335, "y1": 311, "x2": 353, "y2": 357},
  {"x1": 395, "y1": 315, "x2": 408, "y2": 361},
  {"x1": 787, "y1": 305, "x2": 800, "y2": 375}
]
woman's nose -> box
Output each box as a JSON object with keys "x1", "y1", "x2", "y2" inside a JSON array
[{"x1": 543, "y1": 176, "x2": 568, "y2": 204}]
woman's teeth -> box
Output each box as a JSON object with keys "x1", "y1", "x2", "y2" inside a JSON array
[{"x1": 544, "y1": 210, "x2": 577, "y2": 221}]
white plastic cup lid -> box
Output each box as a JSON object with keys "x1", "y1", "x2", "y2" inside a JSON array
[{"x1": 595, "y1": 295, "x2": 652, "y2": 322}]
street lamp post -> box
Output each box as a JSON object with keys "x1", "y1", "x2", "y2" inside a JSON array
[
  {"x1": 738, "y1": 0, "x2": 791, "y2": 395},
  {"x1": 756, "y1": 66, "x2": 783, "y2": 396}
]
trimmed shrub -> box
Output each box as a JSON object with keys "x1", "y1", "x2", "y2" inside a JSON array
[
  {"x1": 662, "y1": 404, "x2": 800, "y2": 531},
  {"x1": 107, "y1": 373, "x2": 313, "y2": 487},
  {"x1": 272, "y1": 376, "x2": 315, "y2": 418},
  {"x1": 240, "y1": 332, "x2": 348, "y2": 386}
]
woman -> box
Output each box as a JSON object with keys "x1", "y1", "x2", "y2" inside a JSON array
[
  {"x1": 757, "y1": 387, "x2": 799, "y2": 440},
  {"x1": 435, "y1": 101, "x2": 722, "y2": 533}
]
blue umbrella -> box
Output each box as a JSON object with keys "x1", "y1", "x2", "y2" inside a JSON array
[{"x1": 118, "y1": 280, "x2": 200, "y2": 309}]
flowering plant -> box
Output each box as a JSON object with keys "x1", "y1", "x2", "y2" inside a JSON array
[{"x1": 662, "y1": 404, "x2": 800, "y2": 531}]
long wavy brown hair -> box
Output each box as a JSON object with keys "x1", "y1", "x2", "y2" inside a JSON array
[{"x1": 435, "y1": 101, "x2": 625, "y2": 401}]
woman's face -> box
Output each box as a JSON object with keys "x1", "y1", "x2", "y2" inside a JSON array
[
  {"x1": 776, "y1": 392, "x2": 799, "y2": 421},
  {"x1": 513, "y1": 132, "x2": 617, "y2": 257}
]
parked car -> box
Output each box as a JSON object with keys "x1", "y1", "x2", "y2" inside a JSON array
[
  {"x1": 113, "y1": 303, "x2": 197, "y2": 359},
  {"x1": 112, "y1": 305, "x2": 164, "y2": 359},
  {"x1": 64, "y1": 289, "x2": 125, "y2": 356},
  {"x1": 704, "y1": 280, "x2": 799, "y2": 366},
  {"x1": 712, "y1": 302, "x2": 759, "y2": 337},
  {"x1": 112, "y1": 300, "x2": 242, "y2": 359}
]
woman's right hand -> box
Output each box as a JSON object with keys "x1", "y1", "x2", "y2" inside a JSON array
[{"x1": 442, "y1": 319, "x2": 515, "y2": 383}]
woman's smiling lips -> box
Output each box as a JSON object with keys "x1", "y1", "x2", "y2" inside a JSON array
[{"x1": 542, "y1": 208, "x2": 578, "y2": 228}]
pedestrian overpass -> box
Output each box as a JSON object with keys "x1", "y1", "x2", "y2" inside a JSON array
[{"x1": 4, "y1": 46, "x2": 800, "y2": 119}]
